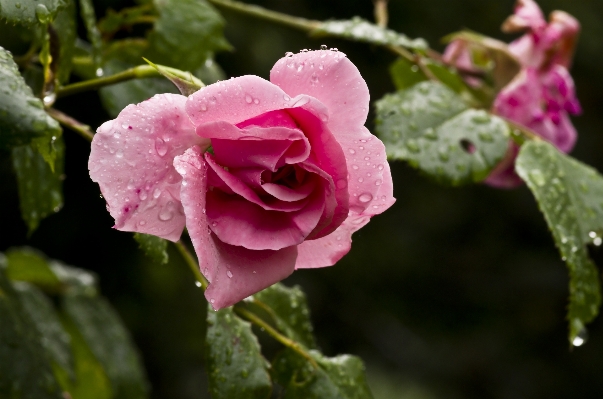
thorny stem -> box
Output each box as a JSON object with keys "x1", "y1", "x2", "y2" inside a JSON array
[
  {"x1": 234, "y1": 306, "x2": 319, "y2": 369},
  {"x1": 373, "y1": 0, "x2": 389, "y2": 28},
  {"x1": 46, "y1": 108, "x2": 95, "y2": 142},
  {"x1": 174, "y1": 240, "x2": 209, "y2": 290}
]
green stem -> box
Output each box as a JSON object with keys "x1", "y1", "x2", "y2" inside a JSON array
[
  {"x1": 57, "y1": 64, "x2": 200, "y2": 98},
  {"x1": 234, "y1": 306, "x2": 319, "y2": 369},
  {"x1": 207, "y1": 0, "x2": 320, "y2": 31},
  {"x1": 174, "y1": 240, "x2": 208, "y2": 290},
  {"x1": 46, "y1": 108, "x2": 95, "y2": 142},
  {"x1": 373, "y1": 0, "x2": 389, "y2": 28}
]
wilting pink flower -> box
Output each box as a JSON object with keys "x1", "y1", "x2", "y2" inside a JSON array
[
  {"x1": 486, "y1": 0, "x2": 581, "y2": 188},
  {"x1": 88, "y1": 50, "x2": 395, "y2": 309}
]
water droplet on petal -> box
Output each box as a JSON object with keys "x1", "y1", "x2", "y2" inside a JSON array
[
  {"x1": 320, "y1": 44, "x2": 327, "y2": 50},
  {"x1": 159, "y1": 201, "x2": 176, "y2": 221},
  {"x1": 245, "y1": 94, "x2": 252, "y2": 104},
  {"x1": 359, "y1": 193, "x2": 373, "y2": 203},
  {"x1": 155, "y1": 138, "x2": 168, "y2": 156},
  {"x1": 283, "y1": 94, "x2": 291, "y2": 101},
  {"x1": 227, "y1": 270, "x2": 233, "y2": 278},
  {"x1": 253, "y1": 98, "x2": 259, "y2": 104},
  {"x1": 348, "y1": 148, "x2": 356, "y2": 155},
  {"x1": 573, "y1": 327, "x2": 588, "y2": 347},
  {"x1": 375, "y1": 179, "x2": 382, "y2": 186}
]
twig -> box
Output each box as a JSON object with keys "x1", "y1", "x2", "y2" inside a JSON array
[
  {"x1": 234, "y1": 306, "x2": 319, "y2": 369},
  {"x1": 373, "y1": 0, "x2": 388, "y2": 28},
  {"x1": 46, "y1": 108, "x2": 95, "y2": 142}
]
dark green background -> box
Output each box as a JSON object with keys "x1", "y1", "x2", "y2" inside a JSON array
[{"x1": 2, "y1": 0, "x2": 603, "y2": 398}]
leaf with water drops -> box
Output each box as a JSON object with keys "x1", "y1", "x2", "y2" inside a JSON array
[
  {"x1": 145, "y1": 0, "x2": 231, "y2": 71},
  {"x1": 312, "y1": 17, "x2": 427, "y2": 50},
  {"x1": 253, "y1": 283, "x2": 317, "y2": 349},
  {"x1": 272, "y1": 348, "x2": 374, "y2": 399},
  {"x1": 12, "y1": 136, "x2": 64, "y2": 234},
  {"x1": 0, "y1": 45, "x2": 62, "y2": 150},
  {"x1": 0, "y1": 257, "x2": 64, "y2": 399},
  {"x1": 375, "y1": 81, "x2": 509, "y2": 185},
  {"x1": 0, "y1": 0, "x2": 66, "y2": 25},
  {"x1": 516, "y1": 141, "x2": 603, "y2": 344},
  {"x1": 62, "y1": 293, "x2": 149, "y2": 399},
  {"x1": 206, "y1": 306, "x2": 272, "y2": 399},
  {"x1": 14, "y1": 282, "x2": 75, "y2": 381},
  {"x1": 133, "y1": 233, "x2": 169, "y2": 265},
  {"x1": 78, "y1": 0, "x2": 102, "y2": 68}
]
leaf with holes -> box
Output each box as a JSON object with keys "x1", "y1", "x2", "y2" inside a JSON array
[
  {"x1": 206, "y1": 306, "x2": 272, "y2": 399},
  {"x1": 133, "y1": 233, "x2": 169, "y2": 265},
  {"x1": 312, "y1": 17, "x2": 427, "y2": 50},
  {"x1": 516, "y1": 140, "x2": 603, "y2": 343},
  {"x1": 0, "y1": 0, "x2": 66, "y2": 25},
  {"x1": 272, "y1": 348, "x2": 374, "y2": 399},
  {"x1": 0, "y1": 46, "x2": 62, "y2": 151},
  {"x1": 253, "y1": 283, "x2": 317, "y2": 349},
  {"x1": 375, "y1": 81, "x2": 509, "y2": 185},
  {"x1": 12, "y1": 137, "x2": 64, "y2": 234}
]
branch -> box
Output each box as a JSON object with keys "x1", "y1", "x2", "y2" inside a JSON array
[{"x1": 46, "y1": 108, "x2": 95, "y2": 142}]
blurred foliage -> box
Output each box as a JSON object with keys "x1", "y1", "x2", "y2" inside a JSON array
[{"x1": 2, "y1": 0, "x2": 603, "y2": 398}]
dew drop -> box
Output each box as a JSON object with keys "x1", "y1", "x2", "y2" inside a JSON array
[
  {"x1": 377, "y1": 164, "x2": 384, "y2": 171},
  {"x1": 320, "y1": 44, "x2": 327, "y2": 50},
  {"x1": 352, "y1": 165, "x2": 359, "y2": 170},
  {"x1": 285, "y1": 52, "x2": 294, "y2": 57},
  {"x1": 358, "y1": 177, "x2": 364, "y2": 183},
  {"x1": 159, "y1": 201, "x2": 176, "y2": 221},
  {"x1": 529, "y1": 169, "x2": 546, "y2": 186},
  {"x1": 573, "y1": 328, "x2": 588, "y2": 347},
  {"x1": 195, "y1": 281, "x2": 202, "y2": 288},
  {"x1": 253, "y1": 98, "x2": 259, "y2": 104},
  {"x1": 245, "y1": 94, "x2": 252, "y2": 104},
  {"x1": 139, "y1": 191, "x2": 148, "y2": 200},
  {"x1": 227, "y1": 270, "x2": 233, "y2": 278},
  {"x1": 348, "y1": 148, "x2": 356, "y2": 155},
  {"x1": 375, "y1": 179, "x2": 382, "y2": 186},
  {"x1": 95, "y1": 68, "x2": 104, "y2": 77},
  {"x1": 283, "y1": 94, "x2": 291, "y2": 101},
  {"x1": 155, "y1": 138, "x2": 168, "y2": 156},
  {"x1": 406, "y1": 139, "x2": 420, "y2": 153},
  {"x1": 200, "y1": 103, "x2": 207, "y2": 111},
  {"x1": 359, "y1": 193, "x2": 373, "y2": 203},
  {"x1": 153, "y1": 188, "x2": 161, "y2": 199}
]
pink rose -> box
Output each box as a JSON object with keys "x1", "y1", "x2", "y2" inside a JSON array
[
  {"x1": 486, "y1": 0, "x2": 581, "y2": 188},
  {"x1": 88, "y1": 49, "x2": 395, "y2": 309}
]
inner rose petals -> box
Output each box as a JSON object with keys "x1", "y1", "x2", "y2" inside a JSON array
[
  {"x1": 174, "y1": 146, "x2": 297, "y2": 309},
  {"x1": 89, "y1": 93, "x2": 208, "y2": 241}
]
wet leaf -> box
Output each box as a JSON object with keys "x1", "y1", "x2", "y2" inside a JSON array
[
  {"x1": 133, "y1": 232, "x2": 169, "y2": 265},
  {"x1": 0, "y1": 257, "x2": 63, "y2": 399},
  {"x1": 5, "y1": 247, "x2": 61, "y2": 290},
  {"x1": 0, "y1": 45, "x2": 62, "y2": 151},
  {"x1": 143, "y1": 57, "x2": 203, "y2": 96},
  {"x1": 205, "y1": 306, "x2": 272, "y2": 399},
  {"x1": 272, "y1": 349, "x2": 373, "y2": 399},
  {"x1": 12, "y1": 136, "x2": 64, "y2": 234},
  {"x1": 313, "y1": 17, "x2": 427, "y2": 50},
  {"x1": 516, "y1": 140, "x2": 603, "y2": 344},
  {"x1": 52, "y1": 0, "x2": 77, "y2": 84},
  {"x1": 0, "y1": 0, "x2": 66, "y2": 25},
  {"x1": 375, "y1": 81, "x2": 509, "y2": 185},
  {"x1": 254, "y1": 283, "x2": 317, "y2": 349},
  {"x1": 78, "y1": 0, "x2": 102, "y2": 68},
  {"x1": 63, "y1": 293, "x2": 149, "y2": 399}
]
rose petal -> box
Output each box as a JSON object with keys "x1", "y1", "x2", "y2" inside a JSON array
[
  {"x1": 270, "y1": 50, "x2": 370, "y2": 143},
  {"x1": 295, "y1": 212, "x2": 371, "y2": 269},
  {"x1": 173, "y1": 146, "x2": 296, "y2": 310},
  {"x1": 89, "y1": 93, "x2": 208, "y2": 241},
  {"x1": 206, "y1": 189, "x2": 326, "y2": 250},
  {"x1": 186, "y1": 75, "x2": 291, "y2": 126},
  {"x1": 501, "y1": 0, "x2": 546, "y2": 33}
]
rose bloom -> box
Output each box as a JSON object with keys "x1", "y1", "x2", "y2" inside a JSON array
[
  {"x1": 444, "y1": 0, "x2": 581, "y2": 188},
  {"x1": 89, "y1": 49, "x2": 395, "y2": 309}
]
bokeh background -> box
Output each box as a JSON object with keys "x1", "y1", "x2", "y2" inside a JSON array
[{"x1": 2, "y1": 0, "x2": 603, "y2": 398}]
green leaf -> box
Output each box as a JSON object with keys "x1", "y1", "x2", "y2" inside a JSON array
[
  {"x1": 63, "y1": 293, "x2": 149, "y2": 399},
  {"x1": 312, "y1": 17, "x2": 427, "y2": 50},
  {"x1": 52, "y1": 0, "x2": 76, "y2": 84},
  {"x1": 143, "y1": 57, "x2": 203, "y2": 96},
  {"x1": 0, "y1": 0, "x2": 66, "y2": 25},
  {"x1": 254, "y1": 283, "x2": 317, "y2": 349},
  {"x1": 375, "y1": 81, "x2": 510, "y2": 185},
  {"x1": 272, "y1": 349, "x2": 374, "y2": 399},
  {"x1": 0, "y1": 257, "x2": 63, "y2": 399},
  {"x1": 515, "y1": 141, "x2": 603, "y2": 343},
  {"x1": 14, "y1": 282, "x2": 75, "y2": 380},
  {"x1": 206, "y1": 306, "x2": 272, "y2": 399},
  {"x1": 5, "y1": 247, "x2": 61, "y2": 290},
  {"x1": 145, "y1": 0, "x2": 231, "y2": 71},
  {"x1": 389, "y1": 58, "x2": 470, "y2": 96},
  {"x1": 133, "y1": 232, "x2": 169, "y2": 265},
  {"x1": 98, "y1": 4, "x2": 155, "y2": 38},
  {"x1": 59, "y1": 308, "x2": 114, "y2": 399},
  {"x1": 12, "y1": 135, "x2": 64, "y2": 234},
  {"x1": 78, "y1": 0, "x2": 102, "y2": 68},
  {"x1": 0, "y1": 45, "x2": 62, "y2": 149}
]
